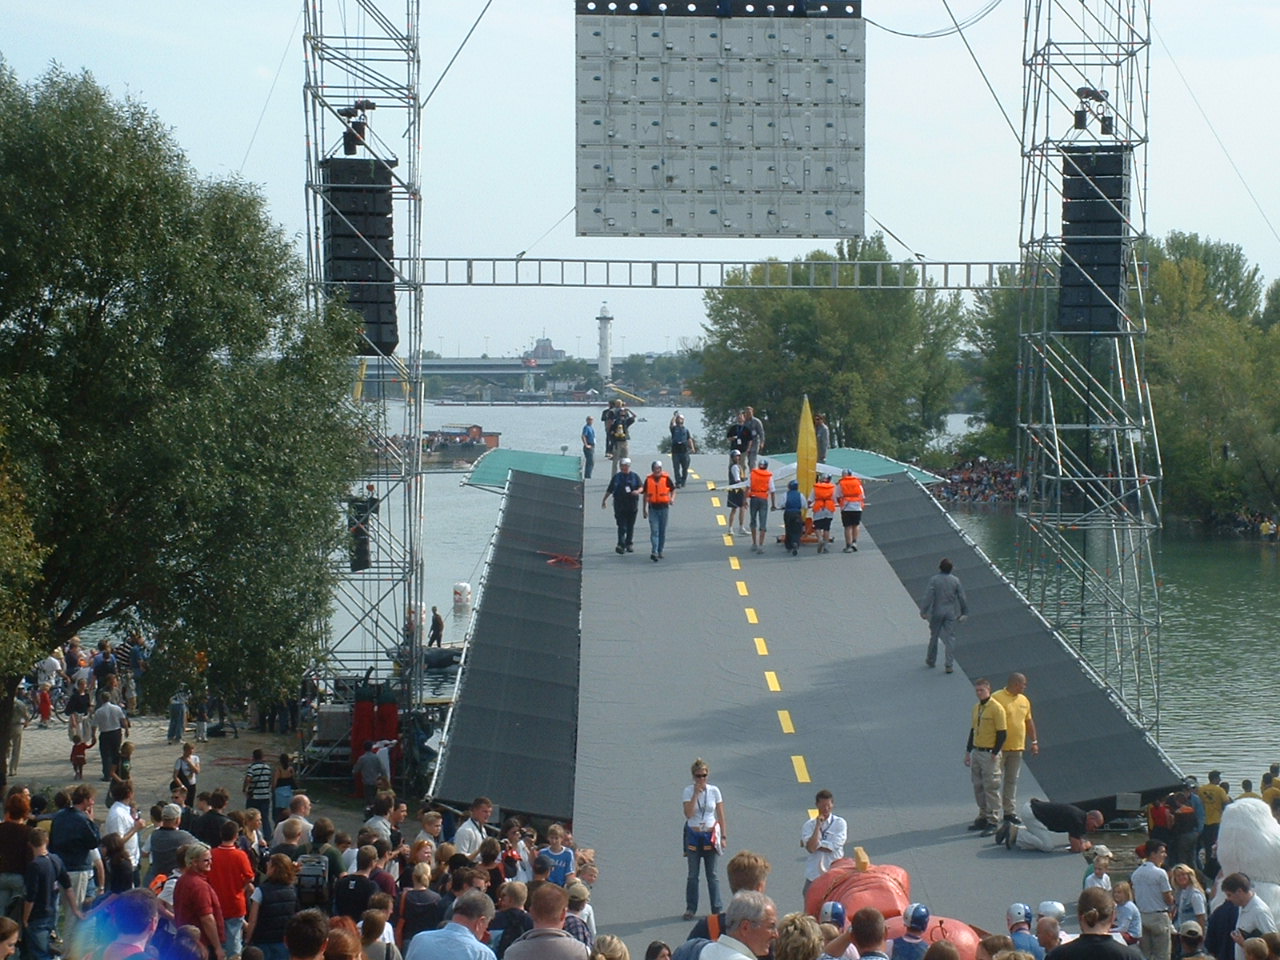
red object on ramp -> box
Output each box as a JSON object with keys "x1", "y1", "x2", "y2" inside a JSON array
[{"x1": 804, "y1": 862, "x2": 911, "y2": 920}]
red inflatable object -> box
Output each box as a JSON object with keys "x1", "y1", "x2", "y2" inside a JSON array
[
  {"x1": 884, "y1": 916, "x2": 981, "y2": 960},
  {"x1": 804, "y1": 861, "x2": 912, "y2": 920}
]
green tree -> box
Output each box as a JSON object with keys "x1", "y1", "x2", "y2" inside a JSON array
[
  {"x1": 693, "y1": 237, "x2": 966, "y2": 458},
  {"x1": 0, "y1": 65, "x2": 363, "y2": 733},
  {"x1": 966, "y1": 266, "x2": 1026, "y2": 454}
]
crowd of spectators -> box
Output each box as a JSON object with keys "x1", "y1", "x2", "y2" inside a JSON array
[{"x1": 933, "y1": 461, "x2": 1024, "y2": 505}]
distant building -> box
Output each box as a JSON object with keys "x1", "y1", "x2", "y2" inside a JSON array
[{"x1": 524, "y1": 337, "x2": 566, "y2": 361}]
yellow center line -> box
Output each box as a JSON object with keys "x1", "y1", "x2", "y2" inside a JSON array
[
  {"x1": 764, "y1": 670, "x2": 780, "y2": 691},
  {"x1": 722, "y1": 533, "x2": 733, "y2": 546},
  {"x1": 710, "y1": 496, "x2": 721, "y2": 507},
  {"x1": 736, "y1": 581, "x2": 749, "y2": 596},
  {"x1": 717, "y1": 515, "x2": 727, "y2": 526},
  {"x1": 706, "y1": 481, "x2": 716, "y2": 490},
  {"x1": 690, "y1": 472, "x2": 701, "y2": 479},
  {"x1": 791, "y1": 755, "x2": 812, "y2": 783},
  {"x1": 745, "y1": 608, "x2": 758, "y2": 624},
  {"x1": 754, "y1": 637, "x2": 769, "y2": 655},
  {"x1": 729, "y1": 557, "x2": 741, "y2": 570},
  {"x1": 777, "y1": 709, "x2": 795, "y2": 734}
]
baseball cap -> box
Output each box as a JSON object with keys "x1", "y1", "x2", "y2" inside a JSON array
[
  {"x1": 1179, "y1": 921, "x2": 1203, "y2": 939},
  {"x1": 620, "y1": 457, "x2": 631, "y2": 465},
  {"x1": 1092, "y1": 844, "x2": 1114, "y2": 860},
  {"x1": 162, "y1": 803, "x2": 183, "y2": 821},
  {"x1": 566, "y1": 881, "x2": 591, "y2": 905}
]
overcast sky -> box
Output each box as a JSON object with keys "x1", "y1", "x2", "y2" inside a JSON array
[{"x1": 5, "y1": 1, "x2": 1278, "y2": 356}]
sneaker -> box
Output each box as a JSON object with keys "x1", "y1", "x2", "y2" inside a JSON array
[
  {"x1": 925, "y1": 661, "x2": 935, "y2": 668},
  {"x1": 945, "y1": 666, "x2": 954, "y2": 674},
  {"x1": 791, "y1": 548, "x2": 798, "y2": 556},
  {"x1": 626, "y1": 545, "x2": 634, "y2": 552},
  {"x1": 658, "y1": 553, "x2": 664, "y2": 559},
  {"x1": 967, "y1": 817, "x2": 988, "y2": 830},
  {"x1": 682, "y1": 911, "x2": 695, "y2": 921},
  {"x1": 843, "y1": 545, "x2": 853, "y2": 553},
  {"x1": 980, "y1": 822, "x2": 998, "y2": 837},
  {"x1": 736, "y1": 527, "x2": 749, "y2": 536},
  {"x1": 615, "y1": 545, "x2": 625, "y2": 554},
  {"x1": 1004, "y1": 814, "x2": 1024, "y2": 825},
  {"x1": 650, "y1": 553, "x2": 659, "y2": 562},
  {"x1": 851, "y1": 544, "x2": 858, "y2": 552}
]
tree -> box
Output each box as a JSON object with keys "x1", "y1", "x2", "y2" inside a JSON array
[
  {"x1": 0, "y1": 65, "x2": 364, "y2": 733},
  {"x1": 692, "y1": 237, "x2": 967, "y2": 458},
  {"x1": 966, "y1": 266, "x2": 1026, "y2": 454}
]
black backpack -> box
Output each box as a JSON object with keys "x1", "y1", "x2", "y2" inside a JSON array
[{"x1": 296, "y1": 854, "x2": 330, "y2": 907}]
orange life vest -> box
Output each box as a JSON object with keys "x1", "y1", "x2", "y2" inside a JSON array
[
  {"x1": 838, "y1": 475, "x2": 864, "y2": 505},
  {"x1": 749, "y1": 468, "x2": 772, "y2": 499},
  {"x1": 811, "y1": 480, "x2": 837, "y2": 512},
  {"x1": 645, "y1": 472, "x2": 674, "y2": 505}
]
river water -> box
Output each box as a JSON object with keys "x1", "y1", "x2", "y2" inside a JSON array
[{"x1": 418, "y1": 403, "x2": 1277, "y2": 787}]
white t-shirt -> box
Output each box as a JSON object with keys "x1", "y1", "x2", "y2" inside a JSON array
[
  {"x1": 1235, "y1": 895, "x2": 1277, "y2": 960},
  {"x1": 453, "y1": 818, "x2": 485, "y2": 857},
  {"x1": 682, "y1": 784, "x2": 723, "y2": 830},
  {"x1": 37, "y1": 656, "x2": 63, "y2": 687},
  {"x1": 105, "y1": 800, "x2": 141, "y2": 868}
]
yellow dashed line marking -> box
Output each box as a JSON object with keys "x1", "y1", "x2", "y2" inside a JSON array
[
  {"x1": 754, "y1": 637, "x2": 768, "y2": 655},
  {"x1": 745, "y1": 608, "x2": 758, "y2": 624},
  {"x1": 691, "y1": 472, "x2": 701, "y2": 479},
  {"x1": 736, "y1": 581, "x2": 749, "y2": 596},
  {"x1": 792, "y1": 755, "x2": 812, "y2": 783},
  {"x1": 778, "y1": 710, "x2": 795, "y2": 734},
  {"x1": 730, "y1": 557, "x2": 741, "y2": 571},
  {"x1": 710, "y1": 496, "x2": 721, "y2": 507},
  {"x1": 717, "y1": 515, "x2": 727, "y2": 526},
  {"x1": 765, "y1": 671, "x2": 781, "y2": 691},
  {"x1": 706, "y1": 481, "x2": 716, "y2": 490},
  {"x1": 722, "y1": 534, "x2": 733, "y2": 546}
]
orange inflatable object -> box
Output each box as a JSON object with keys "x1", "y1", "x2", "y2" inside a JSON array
[
  {"x1": 884, "y1": 916, "x2": 981, "y2": 960},
  {"x1": 804, "y1": 861, "x2": 911, "y2": 920}
]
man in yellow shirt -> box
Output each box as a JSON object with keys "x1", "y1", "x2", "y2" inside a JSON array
[
  {"x1": 1199, "y1": 770, "x2": 1231, "y2": 876},
  {"x1": 965, "y1": 678, "x2": 1007, "y2": 836},
  {"x1": 993, "y1": 673, "x2": 1039, "y2": 828}
]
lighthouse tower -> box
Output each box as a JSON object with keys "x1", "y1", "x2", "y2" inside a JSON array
[{"x1": 596, "y1": 302, "x2": 613, "y2": 381}]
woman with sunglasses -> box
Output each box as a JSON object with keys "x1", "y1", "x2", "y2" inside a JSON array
[{"x1": 682, "y1": 758, "x2": 727, "y2": 921}]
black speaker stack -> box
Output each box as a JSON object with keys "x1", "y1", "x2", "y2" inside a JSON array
[
  {"x1": 320, "y1": 158, "x2": 398, "y2": 356},
  {"x1": 1058, "y1": 145, "x2": 1131, "y2": 333}
]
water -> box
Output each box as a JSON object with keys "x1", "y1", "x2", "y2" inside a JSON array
[
  {"x1": 418, "y1": 403, "x2": 1279, "y2": 786},
  {"x1": 951, "y1": 506, "x2": 1280, "y2": 784}
]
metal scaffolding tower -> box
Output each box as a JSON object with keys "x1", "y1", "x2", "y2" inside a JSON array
[
  {"x1": 303, "y1": 0, "x2": 430, "y2": 784},
  {"x1": 1016, "y1": 1, "x2": 1162, "y2": 731}
]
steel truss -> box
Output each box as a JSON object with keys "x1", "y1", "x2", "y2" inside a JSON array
[
  {"x1": 419, "y1": 257, "x2": 1023, "y2": 290},
  {"x1": 303, "y1": 0, "x2": 430, "y2": 784},
  {"x1": 1017, "y1": 0, "x2": 1162, "y2": 732}
]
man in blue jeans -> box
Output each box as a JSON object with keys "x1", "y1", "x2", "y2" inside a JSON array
[
  {"x1": 643, "y1": 460, "x2": 677, "y2": 561},
  {"x1": 23, "y1": 828, "x2": 83, "y2": 960}
]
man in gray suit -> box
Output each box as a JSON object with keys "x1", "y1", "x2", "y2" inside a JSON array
[{"x1": 919, "y1": 557, "x2": 968, "y2": 673}]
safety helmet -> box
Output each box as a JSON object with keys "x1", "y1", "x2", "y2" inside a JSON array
[
  {"x1": 819, "y1": 902, "x2": 847, "y2": 928},
  {"x1": 1007, "y1": 903, "x2": 1034, "y2": 927},
  {"x1": 1037, "y1": 901, "x2": 1067, "y2": 921},
  {"x1": 903, "y1": 903, "x2": 931, "y2": 932}
]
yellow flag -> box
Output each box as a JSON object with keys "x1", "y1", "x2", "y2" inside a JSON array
[{"x1": 796, "y1": 394, "x2": 818, "y2": 506}]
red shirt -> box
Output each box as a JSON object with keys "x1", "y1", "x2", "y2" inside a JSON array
[
  {"x1": 208, "y1": 844, "x2": 255, "y2": 918},
  {"x1": 173, "y1": 871, "x2": 225, "y2": 946}
]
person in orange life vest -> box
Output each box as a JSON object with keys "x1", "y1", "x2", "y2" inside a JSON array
[
  {"x1": 836, "y1": 470, "x2": 865, "y2": 553},
  {"x1": 809, "y1": 475, "x2": 838, "y2": 553},
  {"x1": 643, "y1": 459, "x2": 677, "y2": 561},
  {"x1": 748, "y1": 459, "x2": 777, "y2": 555}
]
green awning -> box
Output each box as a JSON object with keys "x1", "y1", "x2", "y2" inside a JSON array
[
  {"x1": 768, "y1": 447, "x2": 942, "y2": 484},
  {"x1": 465, "y1": 448, "x2": 583, "y2": 491}
]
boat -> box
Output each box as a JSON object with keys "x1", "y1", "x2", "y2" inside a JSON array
[{"x1": 422, "y1": 424, "x2": 500, "y2": 466}]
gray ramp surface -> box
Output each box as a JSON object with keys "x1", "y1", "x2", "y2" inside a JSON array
[{"x1": 575, "y1": 454, "x2": 1095, "y2": 956}]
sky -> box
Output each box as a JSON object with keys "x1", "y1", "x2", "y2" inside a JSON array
[{"x1": 4, "y1": 1, "x2": 1279, "y2": 357}]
